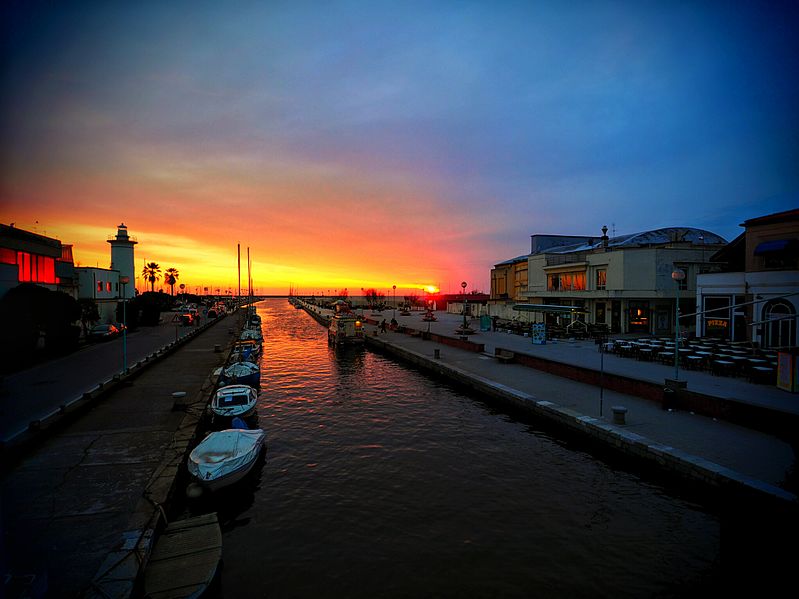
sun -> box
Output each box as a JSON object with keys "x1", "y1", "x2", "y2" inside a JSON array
[{"x1": 424, "y1": 285, "x2": 439, "y2": 293}]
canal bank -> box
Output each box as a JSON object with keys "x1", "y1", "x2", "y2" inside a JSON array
[
  {"x1": 1, "y1": 309, "x2": 245, "y2": 598},
  {"x1": 296, "y1": 300, "x2": 797, "y2": 508}
]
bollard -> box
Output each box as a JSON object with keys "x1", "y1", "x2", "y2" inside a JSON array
[
  {"x1": 434, "y1": 349, "x2": 441, "y2": 359},
  {"x1": 612, "y1": 406, "x2": 627, "y2": 425}
]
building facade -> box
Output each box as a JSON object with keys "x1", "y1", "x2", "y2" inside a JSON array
[
  {"x1": 696, "y1": 209, "x2": 798, "y2": 349},
  {"x1": 521, "y1": 227, "x2": 727, "y2": 336},
  {"x1": 0, "y1": 224, "x2": 65, "y2": 299}
]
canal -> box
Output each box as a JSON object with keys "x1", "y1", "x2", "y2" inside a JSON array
[{"x1": 181, "y1": 299, "x2": 767, "y2": 597}]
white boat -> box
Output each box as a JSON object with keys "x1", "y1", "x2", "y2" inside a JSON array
[
  {"x1": 240, "y1": 327, "x2": 263, "y2": 343},
  {"x1": 219, "y1": 361, "x2": 261, "y2": 388},
  {"x1": 188, "y1": 427, "x2": 266, "y2": 491},
  {"x1": 211, "y1": 384, "x2": 258, "y2": 419}
]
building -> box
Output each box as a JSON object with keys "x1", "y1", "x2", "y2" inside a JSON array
[
  {"x1": 108, "y1": 223, "x2": 137, "y2": 298},
  {"x1": 696, "y1": 209, "x2": 798, "y2": 349},
  {"x1": 489, "y1": 255, "x2": 529, "y2": 320},
  {"x1": 0, "y1": 223, "x2": 65, "y2": 299},
  {"x1": 519, "y1": 227, "x2": 727, "y2": 336},
  {"x1": 75, "y1": 266, "x2": 121, "y2": 324}
]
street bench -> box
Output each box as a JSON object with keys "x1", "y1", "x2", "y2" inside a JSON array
[{"x1": 494, "y1": 348, "x2": 515, "y2": 364}]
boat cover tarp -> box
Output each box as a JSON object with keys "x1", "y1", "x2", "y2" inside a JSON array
[{"x1": 188, "y1": 429, "x2": 265, "y2": 482}]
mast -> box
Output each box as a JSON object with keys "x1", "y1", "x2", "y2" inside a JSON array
[{"x1": 237, "y1": 243, "x2": 241, "y2": 300}]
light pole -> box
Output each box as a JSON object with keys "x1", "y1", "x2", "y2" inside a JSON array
[
  {"x1": 461, "y1": 281, "x2": 468, "y2": 329},
  {"x1": 672, "y1": 268, "x2": 686, "y2": 380},
  {"x1": 393, "y1": 285, "x2": 396, "y2": 319},
  {"x1": 120, "y1": 276, "x2": 129, "y2": 374}
]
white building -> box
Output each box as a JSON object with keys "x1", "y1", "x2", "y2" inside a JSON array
[
  {"x1": 108, "y1": 223, "x2": 137, "y2": 298},
  {"x1": 76, "y1": 266, "x2": 121, "y2": 323},
  {"x1": 696, "y1": 209, "x2": 798, "y2": 349}
]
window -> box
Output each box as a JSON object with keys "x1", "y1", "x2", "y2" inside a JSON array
[
  {"x1": 107, "y1": 282, "x2": 112, "y2": 292},
  {"x1": 15, "y1": 251, "x2": 56, "y2": 283},
  {"x1": 596, "y1": 269, "x2": 606, "y2": 290},
  {"x1": 547, "y1": 271, "x2": 586, "y2": 291},
  {"x1": 703, "y1": 296, "x2": 730, "y2": 339},
  {"x1": 97, "y1": 281, "x2": 103, "y2": 292},
  {"x1": 0, "y1": 248, "x2": 15, "y2": 264}
]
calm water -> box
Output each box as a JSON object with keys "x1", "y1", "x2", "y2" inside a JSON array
[{"x1": 182, "y1": 299, "x2": 772, "y2": 598}]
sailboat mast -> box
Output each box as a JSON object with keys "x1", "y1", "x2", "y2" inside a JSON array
[{"x1": 237, "y1": 243, "x2": 241, "y2": 300}]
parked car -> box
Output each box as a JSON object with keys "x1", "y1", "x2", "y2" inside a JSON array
[{"x1": 88, "y1": 323, "x2": 120, "y2": 342}]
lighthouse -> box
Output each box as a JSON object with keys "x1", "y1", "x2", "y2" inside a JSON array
[{"x1": 108, "y1": 223, "x2": 137, "y2": 298}]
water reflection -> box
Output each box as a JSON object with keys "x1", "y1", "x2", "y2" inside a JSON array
[{"x1": 176, "y1": 300, "x2": 795, "y2": 597}]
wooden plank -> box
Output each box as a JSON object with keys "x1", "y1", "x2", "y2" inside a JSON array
[{"x1": 145, "y1": 513, "x2": 222, "y2": 599}]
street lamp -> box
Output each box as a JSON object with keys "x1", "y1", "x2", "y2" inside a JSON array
[
  {"x1": 393, "y1": 285, "x2": 396, "y2": 319},
  {"x1": 461, "y1": 281, "x2": 468, "y2": 329},
  {"x1": 120, "y1": 276, "x2": 130, "y2": 374},
  {"x1": 672, "y1": 268, "x2": 686, "y2": 380}
]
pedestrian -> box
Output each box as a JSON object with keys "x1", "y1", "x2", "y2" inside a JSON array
[
  {"x1": 491, "y1": 316, "x2": 497, "y2": 332},
  {"x1": 380, "y1": 319, "x2": 387, "y2": 333}
]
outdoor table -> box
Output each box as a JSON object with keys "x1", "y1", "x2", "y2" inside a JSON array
[
  {"x1": 658, "y1": 351, "x2": 674, "y2": 364},
  {"x1": 712, "y1": 359, "x2": 735, "y2": 376},
  {"x1": 637, "y1": 348, "x2": 654, "y2": 361},
  {"x1": 685, "y1": 355, "x2": 704, "y2": 369}
]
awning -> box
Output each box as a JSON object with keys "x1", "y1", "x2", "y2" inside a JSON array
[
  {"x1": 513, "y1": 304, "x2": 588, "y2": 314},
  {"x1": 753, "y1": 239, "x2": 798, "y2": 255}
]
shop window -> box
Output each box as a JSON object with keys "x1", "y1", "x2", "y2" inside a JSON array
[
  {"x1": 628, "y1": 301, "x2": 650, "y2": 332},
  {"x1": 703, "y1": 296, "x2": 730, "y2": 338}
]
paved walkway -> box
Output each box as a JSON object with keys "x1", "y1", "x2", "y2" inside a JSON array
[{"x1": 0, "y1": 312, "x2": 242, "y2": 598}]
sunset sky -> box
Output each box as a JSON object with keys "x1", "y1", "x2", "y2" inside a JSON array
[{"x1": 1, "y1": 1, "x2": 797, "y2": 295}]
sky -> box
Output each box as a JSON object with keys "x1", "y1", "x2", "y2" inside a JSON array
[{"x1": 1, "y1": 0, "x2": 797, "y2": 296}]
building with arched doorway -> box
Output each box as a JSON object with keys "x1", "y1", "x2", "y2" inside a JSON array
[{"x1": 696, "y1": 208, "x2": 798, "y2": 350}]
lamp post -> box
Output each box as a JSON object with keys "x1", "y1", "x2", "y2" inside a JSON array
[
  {"x1": 672, "y1": 268, "x2": 686, "y2": 380},
  {"x1": 120, "y1": 276, "x2": 129, "y2": 374},
  {"x1": 393, "y1": 285, "x2": 396, "y2": 319},
  {"x1": 461, "y1": 281, "x2": 468, "y2": 329}
]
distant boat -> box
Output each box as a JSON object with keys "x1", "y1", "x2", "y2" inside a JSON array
[
  {"x1": 219, "y1": 361, "x2": 260, "y2": 388},
  {"x1": 328, "y1": 303, "x2": 365, "y2": 347},
  {"x1": 187, "y1": 426, "x2": 266, "y2": 492},
  {"x1": 211, "y1": 384, "x2": 258, "y2": 419}
]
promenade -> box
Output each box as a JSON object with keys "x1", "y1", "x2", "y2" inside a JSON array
[{"x1": 1, "y1": 311, "x2": 242, "y2": 598}]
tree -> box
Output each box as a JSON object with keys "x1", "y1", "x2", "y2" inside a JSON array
[
  {"x1": 142, "y1": 262, "x2": 161, "y2": 292},
  {"x1": 164, "y1": 267, "x2": 179, "y2": 296}
]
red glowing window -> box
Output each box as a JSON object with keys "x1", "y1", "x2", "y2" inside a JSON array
[
  {"x1": 106, "y1": 282, "x2": 112, "y2": 292},
  {"x1": 97, "y1": 281, "x2": 103, "y2": 292},
  {"x1": 0, "y1": 248, "x2": 16, "y2": 264}
]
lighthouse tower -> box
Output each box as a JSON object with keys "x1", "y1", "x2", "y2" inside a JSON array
[{"x1": 108, "y1": 223, "x2": 137, "y2": 298}]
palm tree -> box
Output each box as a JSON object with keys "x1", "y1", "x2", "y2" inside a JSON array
[
  {"x1": 164, "y1": 267, "x2": 179, "y2": 296},
  {"x1": 142, "y1": 262, "x2": 161, "y2": 292}
]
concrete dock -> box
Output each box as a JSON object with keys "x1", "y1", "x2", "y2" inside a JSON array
[{"x1": 1, "y1": 311, "x2": 242, "y2": 598}]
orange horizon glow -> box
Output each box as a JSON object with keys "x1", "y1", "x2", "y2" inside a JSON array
[{"x1": 2, "y1": 213, "x2": 487, "y2": 297}]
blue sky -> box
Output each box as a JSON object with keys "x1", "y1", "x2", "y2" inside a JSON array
[{"x1": 1, "y1": 0, "x2": 797, "y2": 292}]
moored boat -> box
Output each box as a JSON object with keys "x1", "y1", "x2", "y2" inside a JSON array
[
  {"x1": 187, "y1": 426, "x2": 266, "y2": 492},
  {"x1": 211, "y1": 384, "x2": 258, "y2": 419},
  {"x1": 327, "y1": 301, "x2": 365, "y2": 346},
  {"x1": 219, "y1": 361, "x2": 261, "y2": 388}
]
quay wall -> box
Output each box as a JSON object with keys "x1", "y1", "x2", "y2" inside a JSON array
[
  {"x1": 364, "y1": 335, "x2": 797, "y2": 509},
  {"x1": 506, "y1": 348, "x2": 798, "y2": 440}
]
